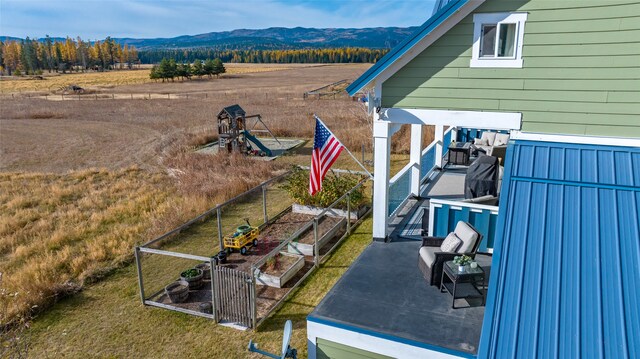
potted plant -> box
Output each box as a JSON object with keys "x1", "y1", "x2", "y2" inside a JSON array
[
  {"x1": 280, "y1": 167, "x2": 368, "y2": 220},
  {"x1": 164, "y1": 281, "x2": 189, "y2": 303},
  {"x1": 453, "y1": 255, "x2": 472, "y2": 272},
  {"x1": 180, "y1": 268, "x2": 204, "y2": 289}
]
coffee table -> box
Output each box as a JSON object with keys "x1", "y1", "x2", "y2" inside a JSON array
[
  {"x1": 440, "y1": 260, "x2": 485, "y2": 309},
  {"x1": 447, "y1": 142, "x2": 472, "y2": 166}
]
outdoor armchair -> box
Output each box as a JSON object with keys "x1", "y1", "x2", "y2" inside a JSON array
[{"x1": 418, "y1": 218, "x2": 483, "y2": 287}]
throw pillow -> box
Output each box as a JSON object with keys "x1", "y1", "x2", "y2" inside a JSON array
[
  {"x1": 441, "y1": 232, "x2": 462, "y2": 252},
  {"x1": 494, "y1": 138, "x2": 506, "y2": 146},
  {"x1": 474, "y1": 138, "x2": 487, "y2": 146}
]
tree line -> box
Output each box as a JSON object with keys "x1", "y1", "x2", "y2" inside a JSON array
[
  {"x1": 0, "y1": 36, "x2": 139, "y2": 76},
  {"x1": 138, "y1": 47, "x2": 388, "y2": 64},
  {"x1": 150, "y1": 58, "x2": 226, "y2": 82}
]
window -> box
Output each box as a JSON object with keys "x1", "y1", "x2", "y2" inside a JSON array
[{"x1": 471, "y1": 13, "x2": 528, "y2": 68}]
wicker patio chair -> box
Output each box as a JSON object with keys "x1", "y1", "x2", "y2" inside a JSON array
[{"x1": 418, "y1": 216, "x2": 483, "y2": 287}]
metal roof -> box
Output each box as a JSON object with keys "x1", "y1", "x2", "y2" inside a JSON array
[
  {"x1": 346, "y1": 0, "x2": 477, "y2": 96},
  {"x1": 479, "y1": 140, "x2": 640, "y2": 358}
]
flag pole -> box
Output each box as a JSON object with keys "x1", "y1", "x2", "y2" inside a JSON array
[{"x1": 314, "y1": 115, "x2": 373, "y2": 178}]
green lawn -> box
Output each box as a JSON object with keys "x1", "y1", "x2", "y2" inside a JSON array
[{"x1": 28, "y1": 217, "x2": 373, "y2": 358}]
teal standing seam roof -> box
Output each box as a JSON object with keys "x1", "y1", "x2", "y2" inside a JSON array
[
  {"x1": 479, "y1": 140, "x2": 640, "y2": 358},
  {"x1": 346, "y1": 0, "x2": 477, "y2": 96}
]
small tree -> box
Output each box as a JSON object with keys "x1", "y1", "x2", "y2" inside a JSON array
[
  {"x1": 203, "y1": 59, "x2": 215, "y2": 78},
  {"x1": 176, "y1": 63, "x2": 192, "y2": 80},
  {"x1": 149, "y1": 65, "x2": 160, "y2": 81},
  {"x1": 192, "y1": 59, "x2": 205, "y2": 78},
  {"x1": 156, "y1": 58, "x2": 176, "y2": 82},
  {"x1": 212, "y1": 58, "x2": 225, "y2": 78}
]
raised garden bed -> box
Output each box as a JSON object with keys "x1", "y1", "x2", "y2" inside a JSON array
[
  {"x1": 292, "y1": 203, "x2": 369, "y2": 220},
  {"x1": 287, "y1": 215, "x2": 346, "y2": 256},
  {"x1": 255, "y1": 252, "x2": 305, "y2": 288}
]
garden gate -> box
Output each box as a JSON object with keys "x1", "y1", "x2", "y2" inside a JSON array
[{"x1": 213, "y1": 266, "x2": 254, "y2": 328}]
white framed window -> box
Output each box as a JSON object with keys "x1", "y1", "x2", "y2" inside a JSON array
[{"x1": 471, "y1": 12, "x2": 528, "y2": 68}]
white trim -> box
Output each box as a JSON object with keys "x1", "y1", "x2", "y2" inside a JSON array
[
  {"x1": 307, "y1": 320, "x2": 465, "y2": 359},
  {"x1": 381, "y1": 108, "x2": 522, "y2": 130},
  {"x1": 410, "y1": 124, "x2": 423, "y2": 196},
  {"x1": 510, "y1": 131, "x2": 640, "y2": 148},
  {"x1": 369, "y1": 0, "x2": 486, "y2": 90},
  {"x1": 435, "y1": 125, "x2": 445, "y2": 168},
  {"x1": 471, "y1": 12, "x2": 528, "y2": 68}
]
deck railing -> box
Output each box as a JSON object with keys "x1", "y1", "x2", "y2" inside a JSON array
[
  {"x1": 388, "y1": 127, "x2": 453, "y2": 217},
  {"x1": 428, "y1": 198, "x2": 499, "y2": 253}
]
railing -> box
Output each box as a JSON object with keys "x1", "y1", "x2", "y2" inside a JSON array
[
  {"x1": 388, "y1": 127, "x2": 454, "y2": 217},
  {"x1": 428, "y1": 198, "x2": 499, "y2": 253}
]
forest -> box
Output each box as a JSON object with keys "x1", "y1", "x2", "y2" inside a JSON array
[
  {"x1": 0, "y1": 36, "x2": 386, "y2": 77},
  {"x1": 0, "y1": 36, "x2": 139, "y2": 75},
  {"x1": 137, "y1": 47, "x2": 389, "y2": 64}
]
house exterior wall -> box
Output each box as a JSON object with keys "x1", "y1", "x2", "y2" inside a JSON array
[
  {"x1": 381, "y1": 0, "x2": 640, "y2": 138},
  {"x1": 478, "y1": 140, "x2": 640, "y2": 358}
]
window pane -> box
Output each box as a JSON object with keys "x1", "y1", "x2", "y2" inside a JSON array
[
  {"x1": 498, "y1": 23, "x2": 516, "y2": 57},
  {"x1": 481, "y1": 24, "x2": 497, "y2": 57}
]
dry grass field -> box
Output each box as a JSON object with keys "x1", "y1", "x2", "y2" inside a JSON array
[
  {"x1": 0, "y1": 63, "x2": 301, "y2": 94},
  {"x1": 0, "y1": 63, "x2": 431, "y2": 357}
]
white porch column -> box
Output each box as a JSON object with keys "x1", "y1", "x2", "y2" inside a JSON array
[
  {"x1": 434, "y1": 124, "x2": 445, "y2": 169},
  {"x1": 410, "y1": 124, "x2": 423, "y2": 197},
  {"x1": 372, "y1": 121, "x2": 392, "y2": 241}
]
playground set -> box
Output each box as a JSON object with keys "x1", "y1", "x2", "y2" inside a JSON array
[{"x1": 217, "y1": 104, "x2": 283, "y2": 157}]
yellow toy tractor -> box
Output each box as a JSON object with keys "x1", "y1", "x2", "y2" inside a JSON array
[{"x1": 223, "y1": 219, "x2": 259, "y2": 255}]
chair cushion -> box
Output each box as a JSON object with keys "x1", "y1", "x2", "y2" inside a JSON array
[
  {"x1": 440, "y1": 232, "x2": 462, "y2": 252},
  {"x1": 494, "y1": 133, "x2": 510, "y2": 146},
  {"x1": 474, "y1": 137, "x2": 488, "y2": 146},
  {"x1": 481, "y1": 131, "x2": 497, "y2": 146},
  {"x1": 419, "y1": 246, "x2": 437, "y2": 267},
  {"x1": 454, "y1": 222, "x2": 479, "y2": 253}
]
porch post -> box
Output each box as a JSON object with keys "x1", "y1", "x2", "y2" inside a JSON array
[
  {"x1": 410, "y1": 124, "x2": 423, "y2": 197},
  {"x1": 434, "y1": 124, "x2": 445, "y2": 169},
  {"x1": 372, "y1": 120, "x2": 391, "y2": 241}
]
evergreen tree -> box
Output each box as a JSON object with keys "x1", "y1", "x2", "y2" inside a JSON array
[
  {"x1": 203, "y1": 59, "x2": 215, "y2": 78},
  {"x1": 192, "y1": 59, "x2": 205, "y2": 77},
  {"x1": 212, "y1": 58, "x2": 225, "y2": 78}
]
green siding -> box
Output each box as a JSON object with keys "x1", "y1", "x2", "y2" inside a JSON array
[
  {"x1": 316, "y1": 338, "x2": 393, "y2": 359},
  {"x1": 382, "y1": 0, "x2": 640, "y2": 138}
]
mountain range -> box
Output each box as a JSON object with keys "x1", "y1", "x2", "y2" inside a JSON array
[{"x1": 3, "y1": 26, "x2": 418, "y2": 50}]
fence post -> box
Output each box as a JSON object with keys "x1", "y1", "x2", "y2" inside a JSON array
[
  {"x1": 210, "y1": 257, "x2": 218, "y2": 322},
  {"x1": 262, "y1": 185, "x2": 268, "y2": 224},
  {"x1": 134, "y1": 247, "x2": 145, "y2": 304},
  {"x1": 313, "y1": 217, "x2": 319, "y2": 267},
  {"x1": 346, "y1": 192, "x2": 351, "y2": 235},
  {"x1": 250, "y1": 266, "x2": 257, "y2": 330},
  {"x1": 217, "y1": 207, "x2": 223, "y2": 251}
]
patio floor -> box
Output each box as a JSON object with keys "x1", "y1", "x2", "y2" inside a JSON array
[
  {"x1": 309, "y1": 239, "x2": 491, "y2": 355},
  {"x1": 310, "y1": 166, "x2": 492, "y2": 356}
]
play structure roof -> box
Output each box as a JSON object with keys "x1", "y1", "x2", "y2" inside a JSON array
[{"x1": 218, "y1": 104, "x2": 246, "y2": 119}]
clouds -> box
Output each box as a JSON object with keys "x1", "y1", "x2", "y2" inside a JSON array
[{"x1": 0, "y1": 0, "x2": 436, "y2": 39}]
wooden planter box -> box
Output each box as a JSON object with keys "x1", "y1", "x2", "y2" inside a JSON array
[
  {"x1": 292, "y1": 203, "x2": 368, "y2": 220},
  {"x1": 256, "y1": 252, "x2": 304, "y2": 288},
  {"x1": 287, "y1": 216, "x2": 346, "y2": 256}
]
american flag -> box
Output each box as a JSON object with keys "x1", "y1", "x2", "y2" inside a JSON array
[{"x1": 309, "y1": 116, "x2": 344, "y2": 196}]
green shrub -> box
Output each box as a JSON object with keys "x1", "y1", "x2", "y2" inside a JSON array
[{"x1": 280, "y1": 167, "x2": 366, "y2": 209}]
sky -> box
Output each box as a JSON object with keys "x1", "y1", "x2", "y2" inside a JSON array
[{"x1": 0, "y1": 0, "x2": 437, "y2": 39}]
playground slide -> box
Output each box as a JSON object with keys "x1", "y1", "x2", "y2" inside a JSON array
[{"x1": 242, "y1": 130, "x2": 273, "y2": 156}]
